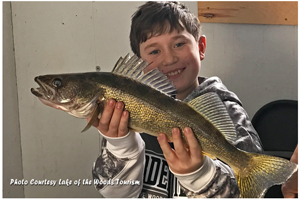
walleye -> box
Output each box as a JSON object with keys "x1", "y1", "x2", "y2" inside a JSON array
[{"x1": 31, "y1": 54, "x2": 297, "y2": 198}]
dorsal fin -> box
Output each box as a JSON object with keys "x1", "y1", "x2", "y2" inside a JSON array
[
  {"x1": 112, "y1": 54, "x2": 177, "y2": 97},
  {"x1": 187, "y1": 92, "x2": 237, "y2": 144}
]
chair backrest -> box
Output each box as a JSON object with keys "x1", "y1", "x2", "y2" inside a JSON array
[
  {"x1": 252, "y1": 100, "x2": 298, "y2": 198},
  {"x1": 252, "y1": 100, "x2": 298, "y2": 159}
]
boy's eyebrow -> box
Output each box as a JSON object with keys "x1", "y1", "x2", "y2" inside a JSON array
[
  {"x1": 170, "y1": 35, "x2": 189, "y2": 41},
  {"x1": 144, "y1": 43, "x2": 159, "y2": 51}
]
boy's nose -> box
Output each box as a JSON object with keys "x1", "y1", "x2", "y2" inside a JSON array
[{"x1": 162, "y1": 51, "x2": 179, "y2": 66}]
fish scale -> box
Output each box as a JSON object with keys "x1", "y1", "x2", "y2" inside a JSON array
[{"x1": 101, "y1": 83, "x2": 189, "y2": 139}]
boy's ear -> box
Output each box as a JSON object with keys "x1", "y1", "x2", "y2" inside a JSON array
[{"x1": 198, "y1": 35, "x2": 206, "y2": 61}]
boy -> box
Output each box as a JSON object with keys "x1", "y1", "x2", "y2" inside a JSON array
[{"x1": 90, "y1": 1, "x2": 263, "y2": 198}]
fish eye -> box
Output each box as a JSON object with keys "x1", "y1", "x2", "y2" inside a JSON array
[{"x1": 52, "y1": 78, "x2": 62, "y2": 88}]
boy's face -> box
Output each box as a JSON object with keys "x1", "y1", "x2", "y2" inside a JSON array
[{"x1": 139, "y1": 28, "x2": 205, "y2": 100}]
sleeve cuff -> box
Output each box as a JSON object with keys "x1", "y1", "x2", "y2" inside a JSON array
[
  {"x1": 170, "y1": 156, "x2": 216, "y2": 192},
  {"x1": 99, "y1": 130, "x2": 145, "y2": 159}
]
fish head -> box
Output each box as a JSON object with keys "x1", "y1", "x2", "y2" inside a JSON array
[{"x1": 31, "y1": 73, "x2": 104, "y2": 118}]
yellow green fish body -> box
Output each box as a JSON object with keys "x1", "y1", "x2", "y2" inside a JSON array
[{"x1": 31, "y1": 54, "x2": 297, "y2": 198}]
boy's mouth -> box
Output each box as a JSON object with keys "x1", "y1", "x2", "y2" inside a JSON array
[{"x1": 165, "y1": 68, "x2": 185, "y2": 77}]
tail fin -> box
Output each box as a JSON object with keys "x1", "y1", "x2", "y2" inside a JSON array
[{"x1": 235, "y1": 153, "x2": 297, "y2": 198}]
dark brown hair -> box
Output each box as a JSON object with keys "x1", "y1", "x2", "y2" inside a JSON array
[{"x1": 130, "y1": 1, "x2": 201, "y2": 57}]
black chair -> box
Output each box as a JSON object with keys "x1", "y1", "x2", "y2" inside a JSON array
[{"x1": 252, "y1": 100, "x2": 298, "y2": 198}]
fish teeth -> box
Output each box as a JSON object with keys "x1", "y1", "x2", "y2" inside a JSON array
[{"x1": 166, "y1": 69, "x2": 182, "y2": 77}]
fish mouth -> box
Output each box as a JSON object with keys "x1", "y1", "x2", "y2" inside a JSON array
[{"x1": 31, "y1": 76, "x2": 55, "y2": 100}]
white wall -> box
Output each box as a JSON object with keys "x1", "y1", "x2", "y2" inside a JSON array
[
  {"x1": 4, "y1": 1, "x2": 297, "y2": 198},
  {"x1": 3, "y1": 2, "x2": 24, "y2": 197},
  {"x1": 200, "y1": 23, "x2": 297, "y2": 118}
]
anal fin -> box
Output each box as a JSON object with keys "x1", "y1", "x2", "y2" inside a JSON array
[{"x1": 203, "y1": 151, "x2": 217, "y2": 160}]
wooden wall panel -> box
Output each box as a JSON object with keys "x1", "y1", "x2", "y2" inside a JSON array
[{"x1": 198, "y1": 1, "x2": 298, "y2": 25}]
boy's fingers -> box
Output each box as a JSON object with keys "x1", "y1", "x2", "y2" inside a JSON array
[
  {"x1": 172, "y1": 128, "x2": 189, "y2": 160},
  {"x1": 157, "y1": 133, "x2": 177, "y2": 164},
  {"x1": 183, "y1": 127, "x2": 202, "y2": 158},
  {"x1": 99, "y1": 99, "x2": 115, "y2": 129},
  {"x1": 108, "y1": 101, "x2": 124, "y2": 135},
  {"x1": 118, "y1": 110, "x2": 129, "y2": 137}
]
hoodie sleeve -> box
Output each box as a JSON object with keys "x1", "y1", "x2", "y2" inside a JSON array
[
  {"x1": 173, "y1": 157, "x2": 240, "y2": 197},
  {"x1": 178, "y1": 76, "x2": 263, "y2": 198},
  {"x1": 92, "y1": 131, "x2": 145, "y2": 198},
  {"x1": 225, "y1": 100, "x2": 263, "y2": 153}
]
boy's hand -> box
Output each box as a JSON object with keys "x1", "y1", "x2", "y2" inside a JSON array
[
  {"x1": 281, "y1": 170, "x2": 298, "y2": 198},
  {"x1": 157, "y1": 127, "x2": 204, "y2": 174},
  {"x1": 281, "y1": 145, "x2": 298, "y2": 198},
  {"x1": 87, "y1": 99, "x2": 129, "y2": 137}
]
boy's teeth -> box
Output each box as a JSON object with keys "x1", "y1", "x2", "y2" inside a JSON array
[{"x1": 167, "y1": 69, "x2": 182, "y2": 77}]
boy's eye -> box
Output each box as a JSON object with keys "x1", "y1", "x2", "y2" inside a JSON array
[
  {"x1": 175, "y1": 43, "x2": 185, "y2": 48},
  {"x1": 150, "y1": 50, "x2": 160, "y2": 55}
]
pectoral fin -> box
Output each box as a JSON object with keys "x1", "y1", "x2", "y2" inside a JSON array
[{"x1": 81, "y1": 103, "x2": 103, "y2": 133}]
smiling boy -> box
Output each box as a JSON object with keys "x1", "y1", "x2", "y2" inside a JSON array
[
  {"x1": 140, "y1": 28, "x2": 203, "y2": 101},
  {"x1": 91, "y1": 1, "x2": 263, "y2": 197}
]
